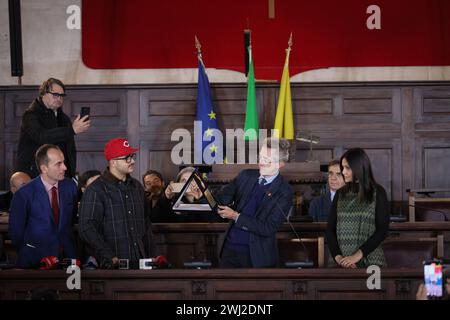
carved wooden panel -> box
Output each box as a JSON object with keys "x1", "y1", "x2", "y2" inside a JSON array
[
  {"x1": 68, "y1": 89, "x2": 127, "y2": 129},
  {"x1": 75, "y1": 150, "x2": 107, "y2": 175},
  {"x1": 140, "y1": 87, "x2": 264, "y2": 135},
  {"x1": 364, "y1": 148, "x2": 394, "y2": 200},
  {"x1": 0, "y1": 269, "x2": 424, "y2": 300},
  {"x1": 4, "y1": 90, "x2": 38, "y2": 129},
  {"x1": 423, "y1": 147, "x2": 450, "y2": 189},
  {"x1": 0, "y1": 82, "x2": 450, "y2": 204},
  {"x1": 294, "y1": 148, "x2": 334, "y2": 164},
  {"x1": 109, "y1": 280, "x2": 190, "y2": 300},
  {"x1": 423, "y1": 98, "x2": 450, "y2": 114},
  {"x1": 143, "y1": 150, "x2": 179, "y2": 183},
  {"x1": 315, "y1": 288, "x2": 386, "y2": 300},
  {"x1": 4, "y1": 142, "x2": 18, "y2": 182},
  {"x1": 213, "y1": 280, "x2": 286, "y2": 300},
  {"x1": 417, "y1": 86, "x2": 450, "y2": 124},
  {"x1": 294, "y1": 99, "x2": 333, "y2": 115},
  {"x1": 343, "y1": 98, "x2": 392, "y2": 115}
]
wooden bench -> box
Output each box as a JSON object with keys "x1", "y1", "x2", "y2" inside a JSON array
[{"x1": 408, "y1": 188, "x2": 450, "y2": 222}]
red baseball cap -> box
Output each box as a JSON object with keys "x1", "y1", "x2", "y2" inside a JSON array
[{"x1": 104, "y1": 138, "x2": 139, "y2": 161}]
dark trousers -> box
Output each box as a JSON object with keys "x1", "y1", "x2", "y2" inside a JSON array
[{"x1": 220, "y1": 246, "x2": 252, "y2": 268}]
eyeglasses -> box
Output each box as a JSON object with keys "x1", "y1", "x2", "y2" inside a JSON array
[
  {"x1": 113, "y1": 153, "x2": 137, "y2": 163},
  {"x1": 47, "y1": 91, "x2": 67, "y2": 99}
]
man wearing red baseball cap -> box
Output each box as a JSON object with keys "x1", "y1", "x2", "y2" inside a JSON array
[{"x1": 78, "y1": 138, "x2": 155, "y2": 269}]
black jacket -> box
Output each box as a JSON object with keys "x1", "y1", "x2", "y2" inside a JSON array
[{"x1": 16, "y1": 98, "x2": 76, "y2": 178}]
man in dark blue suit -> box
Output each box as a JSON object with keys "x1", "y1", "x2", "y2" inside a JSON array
[
  {"x1": 9, "y1": 144, "x2": 78, "y2": 268},
  {"x1": 217, "y1": 137, "x2": 293, "y2": 268},
  {"x1": 308, "y1": 160, "x2": 345, "y2": 222}
]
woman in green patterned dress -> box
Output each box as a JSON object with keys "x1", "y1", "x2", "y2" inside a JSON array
[{"x1": 326, "y1": 148, "x2": 389, "y2": 268}]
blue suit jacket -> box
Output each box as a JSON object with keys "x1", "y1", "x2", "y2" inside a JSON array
[
  {"x1": 219, "y1": 169, "x2": 293, "y2": 267},
  {"x1": 308, "y1": 189, "x2": 332, "y2": 222},
  {"x1": 9, "y1": 177, "x2": 78, "y2": 268}
]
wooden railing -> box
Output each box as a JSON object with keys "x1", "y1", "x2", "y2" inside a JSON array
[{"x1": 0, "y1": 268, "x2": 424, "y2": 300}]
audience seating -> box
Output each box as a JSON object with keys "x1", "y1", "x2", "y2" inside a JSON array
[{"x1": 408, "y1": 189, "x2": 450, "y2": 222}]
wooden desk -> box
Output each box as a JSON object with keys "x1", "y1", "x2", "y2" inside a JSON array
[
  {"x1": 2, "y1": 221, "x2": 450, "y2": 234},
  {"x1": 1, "y1": 222, "x2": 450, "y2": 268},
  {"x1": 149, "y1": 222, "x2": 450, "y2": 268},
  {"x1": 0, "y1": 268, "x2": 423, "y2": 300}
]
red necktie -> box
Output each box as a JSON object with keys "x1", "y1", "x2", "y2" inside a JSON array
[{"x1": 51, "y1": 186, "x2": 59, "y2": 226}]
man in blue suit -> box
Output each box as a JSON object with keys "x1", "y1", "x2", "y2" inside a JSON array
[
  {"x1": 217, "y1": 137, "x2": 293, "y2": 268},
  {"x1": 9, "y1": 144, "x2": 78, "y2": 268},
  {"x1": 308, "y1": 160, "x2": 345, "y2": 222}
]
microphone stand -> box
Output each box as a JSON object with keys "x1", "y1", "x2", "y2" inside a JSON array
[{"x1": 270, "y1": 194, "x2": 314, "y2": 268}]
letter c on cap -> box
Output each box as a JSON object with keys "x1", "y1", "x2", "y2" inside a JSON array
[{"x1": 123, "y1": 141, "x2": 130, "y2": 147}]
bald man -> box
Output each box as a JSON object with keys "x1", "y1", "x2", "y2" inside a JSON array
[
  {"x1": 10, "y1": 172, "x2": 31, "y2": 194},
  {"x1": 0, "y1": 172, "x2": 31, "y2": 213},
  {"x1": 0, "y1": 174, "x2": 30, "y2": 261}
]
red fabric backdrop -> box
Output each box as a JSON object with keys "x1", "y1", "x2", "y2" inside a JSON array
[{"x1": 82, "y1": 0, "x2": 450, "y2": 80}]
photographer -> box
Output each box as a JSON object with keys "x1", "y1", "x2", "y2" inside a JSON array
[{"x1": 16, "y1": 78, "x2": 90, "y2": 178}]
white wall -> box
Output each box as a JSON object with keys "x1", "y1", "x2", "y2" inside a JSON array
[{"x1": 1, "y1": 0, "x2": 450, "y2": 86}]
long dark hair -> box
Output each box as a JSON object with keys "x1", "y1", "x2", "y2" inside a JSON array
[{"x1": 340, "y1": 148, "x2": 377, "y2": 202}]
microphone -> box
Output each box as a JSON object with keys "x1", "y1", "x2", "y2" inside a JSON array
[
  {"x1": 39, "y1": 256, "x2": 59, "y2": 270},
  {"x1": 154, "y1": 255, "x2": 172, "y2": 268},
  {"x1": 183, "y1": 251, "x2": 212, "y2": 269},
  {"x1": 139, "y1": 255, "x2": 172, "y2": 269},
  {"x1": 408, "y1": 204, "x2": 449, "y2": 222},
  {"x1": 267, "y1": 192, "x2": 314, "y2": 268},
  {"x1": 39, "y1": 257, "x2": 81, "y2": 270}
]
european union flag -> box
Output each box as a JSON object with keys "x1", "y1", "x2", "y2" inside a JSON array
[{"x1": 195, "y1": 59, "x2": 220, "y2": 164}]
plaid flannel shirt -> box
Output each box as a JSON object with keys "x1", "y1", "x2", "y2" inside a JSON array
[{"x1": 78, "y1": 169, "x2": 154, "y2": 268}]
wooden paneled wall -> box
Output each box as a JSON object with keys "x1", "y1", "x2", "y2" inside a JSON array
[{"x1": 1, "y1": 82, "x2": 450, "y2": 203}]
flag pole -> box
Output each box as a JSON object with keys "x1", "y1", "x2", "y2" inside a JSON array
[
  {"x1": 195, "y1": 35, "x2": 203, "y2": 62},
  {"x1": 286, "y1": 32, "x2": 296, "y2": 157},
  {"x1": 244, "y1": 26, "x2": 251, "y2": 77},
  {"x1": 287, "y1": 32, "x2": 292, "y2": 56},
  {"x1": 274, "y1": 32, "x2": 295, "y2": 142}
]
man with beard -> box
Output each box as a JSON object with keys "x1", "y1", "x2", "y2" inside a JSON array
[
  {"x1": 142, "y1": 170, "x2": 171, "y2": 222},
  {"x1": 217, "y1": 137, "x2": 293, "y2": 268},
  {"x1": 9, "y1": 144, "x2": 78, "y2": 268},
  {"x1": 78, "y1": 138, "x2": 155, "y2": 269}
]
